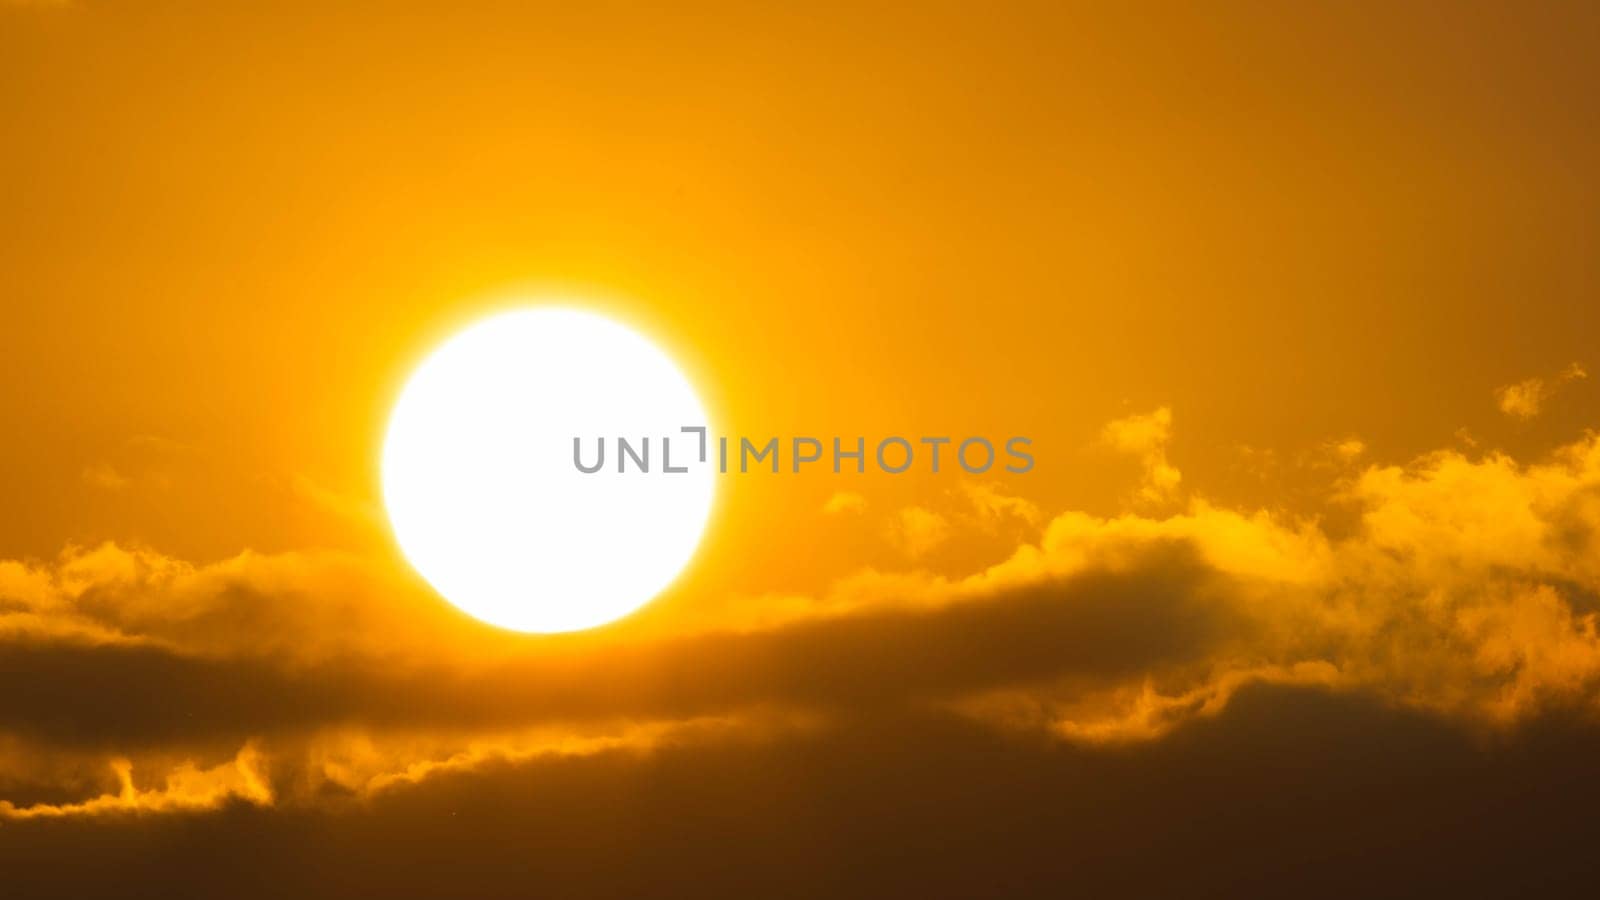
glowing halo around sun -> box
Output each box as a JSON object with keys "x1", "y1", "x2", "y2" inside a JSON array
[{"x1": 381, "y1": 306, "x2": 715, "y2": 633}]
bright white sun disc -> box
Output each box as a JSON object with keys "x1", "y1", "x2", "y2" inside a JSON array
[{"x1": 382, "y1": 307, "x2": 714, "y2": 632}]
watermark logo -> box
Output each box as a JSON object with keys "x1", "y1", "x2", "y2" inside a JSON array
[{"x1": 574, "y1": 428, "x2": 1034, "y2": 475}]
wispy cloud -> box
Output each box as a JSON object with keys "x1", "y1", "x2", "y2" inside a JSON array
[
  {"x1": 821, "y1": 491, "x2": 866, "y2": 515},
  {"x1": 0, "y1": 743, "x2": 270, "y2": 821},
  {"x1": 1496, "y1": 362, "x2": 1588, "y2": 419},
  {"x1": 1101, "y1": 407, "x2": 1182, "y2": 504}
]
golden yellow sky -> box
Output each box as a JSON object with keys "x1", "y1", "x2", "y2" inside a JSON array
[{"x1": 4, "y1": 2, "x2": 1600, "y2": 896}]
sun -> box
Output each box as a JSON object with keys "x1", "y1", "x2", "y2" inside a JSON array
[{"x1": 381, "y1": 306, "x2": 715, "y2": 633}]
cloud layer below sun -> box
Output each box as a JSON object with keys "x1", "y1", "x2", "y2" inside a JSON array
[{"x1": 6, "y1": 403, "x2": 1600, "y2": 821}]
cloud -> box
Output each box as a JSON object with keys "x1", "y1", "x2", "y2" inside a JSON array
[
  {"x1": 1101, "y1": 407, "x2": 1182, "y2": 504},
  {"x1": 885, "y1": 506, "x2": 951, "y2": 558},
  {"x1": 289, "y1": 473, "x2": 385, "y2": 533},
  {"x1": 80, "y1": 463, "x2": 131, "y2": 492},
  {"x1": 10, "y1": 416, "x2": 1600, "y2": 823},
  {"x1": 959, "y1": 481, "x2": 1042, "y2": 527},
  {"x1": 0, "y1": 542, "x2": 496, "y2": 666},
  {"x1": 969, "y1": 431, "x2": 1600, "y2": 736},
  {"x1": 76, "y1": 434, "x2": 205, "y2": 496},
  {"x1": 1330, "y1": 437, "x2": 1365, "y2": 461},
  {"x1": 0, "y1": 742, "x2": 270, "y2": 821},
  {"x1": 0, "y1": 549, "x2": 1228, "y2": 749},
  {"x1": 0, "y1": 713, "x2": 809, "y2": 821},
  {"x1": 1496, "y1": 362, "x2": 1588, "y2": 419},
  {"x1": 4, "y1": 687, "x2": 1600, "y2": 898},
  {"x1": 821, "y1": 491, "x2": 866, "y2": 515}
]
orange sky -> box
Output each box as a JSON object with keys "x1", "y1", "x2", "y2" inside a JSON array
[{"x1": 4, "y1": 3, "x2": 1600, "y2": 896}]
